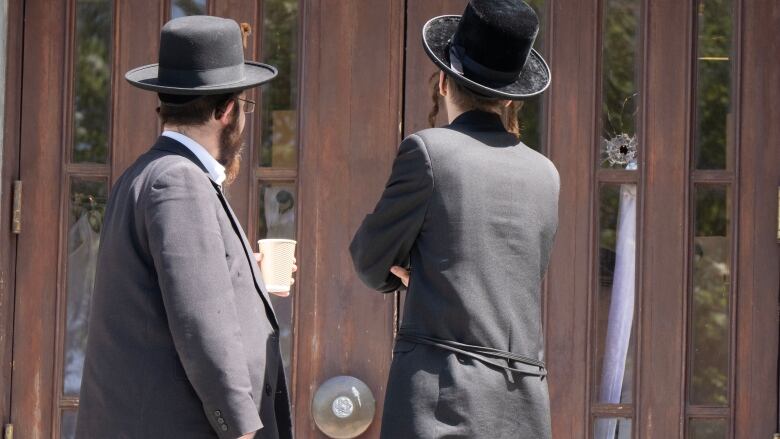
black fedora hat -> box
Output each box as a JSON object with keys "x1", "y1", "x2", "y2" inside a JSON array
[
  {"x1": 126, "y1": 16, "x2": 277, "y2": 95},
  {"x1": 422, "y1": 0, "x2": 551, "y2": 99}
]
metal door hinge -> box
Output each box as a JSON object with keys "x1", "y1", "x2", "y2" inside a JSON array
[
  {"x1": 3, "y1": 423, "x2": 12, "y2": 439},
  {"x1": 11, "y1": 180, "x2": 21, "y2": 234}
]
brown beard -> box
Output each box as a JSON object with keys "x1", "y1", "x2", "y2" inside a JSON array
[{"x1": 218, "y1": 107, "x2": 244, "y2": 186}]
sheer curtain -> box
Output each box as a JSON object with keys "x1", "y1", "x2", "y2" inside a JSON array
[
  {"x1": 64, "y1": 212, "x2": 101, "y2": 395},
  {"x1": 596, "y1": 163, "x2": 637, "y2": 439}
]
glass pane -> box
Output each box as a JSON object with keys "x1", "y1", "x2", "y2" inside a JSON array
[
  {"x1": 594, "y1": 417, "x2": 632, "y2": 439},
  {"x1": 600, "y1": 0, "x2": 640, "y2": 169},
  {"x1": 694, "y1": 0, "x2": 733, "y2": 170},
  {"x1": 258, "y1": 181, "x2": 296, "y2": 378},
  {"x1": 595, "y1": 185, "x2": 637, "y2": 404},
  {"x1": 171, "y1": 0, "x2": 207, "y2": 18},
  {"x1": 63, "y1": 178, "x2": 107, "y2": 396},
  {"x1": 72, "y1": 0, "x2": 113, "y2": 164},
  {"x1": 259, "y1": 0, "x2": 299, "y2": 167},
  {"x1": 518, "y1": 0, "x2": 545, "y2": 152},
  {"x1": 689, "y1": 186, "x2": 730, "y2": 405},
  {"x1": 61, "y1": 410, "x2": 78, "y2": 439},
  {"x1": 689, "y1": 418, "x2": 728, "y2": 439}
]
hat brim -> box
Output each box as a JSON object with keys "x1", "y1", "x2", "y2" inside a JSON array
[
  {"x1": 124, "y1": 61, "x2": 278, "y2": 95},
  {"x1": 422, "y1": 15, "x2": 551, "y2": 99}
]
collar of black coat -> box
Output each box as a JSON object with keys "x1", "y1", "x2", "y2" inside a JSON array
[
  {"x1": 448, "y1": 110, "x2": 505, "y2": 132},
  {"x1": 151, "y1": 135, "x2": 211, "y2": 176}
]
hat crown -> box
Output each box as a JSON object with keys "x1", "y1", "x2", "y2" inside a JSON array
[
  {"x1": 159, "y1": 16, "x2": 245, "y2": 72},
  {"x1": 125, "y1": 15, "x2": 278, "y2": 94},
  {"x1": 452, "y1": 0, "x2": 539, "y2": 76}
]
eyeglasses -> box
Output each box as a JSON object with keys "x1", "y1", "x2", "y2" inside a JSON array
[{"x1": 238, "y1": 97, "x2": 256, "y2": 114}]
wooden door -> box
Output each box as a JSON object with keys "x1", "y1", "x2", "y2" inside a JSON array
[
  {"x1": 295, "y1": 0, "x2": 404, "y2": 436},
  {"x1": 6, "y1": 0, "x2": 311, "y2": 437},
  {"x1": 401, "y1": 0, "x2": 780, "y2": 438},
  {"x1": 5, "y1": 0, "x2": 777, "y2": 438},
  {"x1": 9, "y1": 1, "x2": 161, "y2": 436}
]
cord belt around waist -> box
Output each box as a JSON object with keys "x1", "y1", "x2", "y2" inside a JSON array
[{"x1": 395, "y1": 330, "x2": 547, "y2": 378}]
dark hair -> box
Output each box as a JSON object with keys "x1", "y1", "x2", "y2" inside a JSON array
[
  {"x1": 157, "y1": 92, "x2": 240, "y2": 127},
  {"x1": 428, "y1": 72, "x2": 523, "y2": 138}
]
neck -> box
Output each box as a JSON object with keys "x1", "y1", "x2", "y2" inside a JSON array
[
  {"x1": 164, "y1": 124, "x2": 220, "y2": 161},
  {"x1": 443, "y1": 97, "x2": 467, "y2": 124},
  {"x1": 443, "y1": 97, "x2": 503, "y2": 124}
]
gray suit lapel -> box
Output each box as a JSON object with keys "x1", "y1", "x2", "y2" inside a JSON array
[
  {"x1": 210, "y1": 181, "x2": 279, "y2": 328},
  {"x1": 152, "y1": 136, "x2": 280, "y2": 329}
]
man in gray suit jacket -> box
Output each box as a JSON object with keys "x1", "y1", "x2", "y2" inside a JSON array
[
  {"x1": 350, "y1": 1, "x2": 558, "y2": 438},
  {"x1": 76, "y1": 16, "x2": 293, "y2": 439}
]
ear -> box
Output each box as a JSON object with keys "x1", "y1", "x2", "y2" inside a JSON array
[
  {"x1": 216, "y1": 99, "x2": 236, "y2": 125},
  {"x1": 438, "y1": 71, "x2": 448, "y2": 97}
]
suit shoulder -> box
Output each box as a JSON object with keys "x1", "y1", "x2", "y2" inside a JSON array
[
  {"x1": 114, "y1": 151, "x2": 213, "y2": 209},
  {"x1": 520, "y1": 142, "x2": 556, "y2": 166},
  {"x1": 410, "y1": 127, "x2": 453, "y2": 150},
  {"x1": 520, "y1": 144, "x2": 560, "y2": 190},
  {"x1": 395, "y1": 132, "x2": 433, "y2": 164},
  {"x1": 143, "y1": 152, "x2": 211, "y2": 190}
]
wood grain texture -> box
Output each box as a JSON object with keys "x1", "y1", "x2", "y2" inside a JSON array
[
  {"x1": 0, "y1": 0, "x2": 25, "y2": 426},
  {"x1": 111, "y1": 0, "x2": 163, "y2": 181},
  {"x1": 734, "y1": 0, "x2": 780, "y2": 436},
  {"x1": 295, "y1": 0, "x2": 404, "y2": 436},
  {"x1": 10, "y1": 1, "x2": 68, "y2": 437},
  {"x1": 545, "y1": 0, "x2": 598, "y2": 437},
  {"x1": 638, "y1": 1, "x2": 691, "y2": 437}
]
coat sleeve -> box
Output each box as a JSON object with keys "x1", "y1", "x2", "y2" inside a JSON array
[
  {"x1": 145, "y1": 163, "x2": 262, "y2": 439},
  {"x1": 349, "y1": 134, "x2": 434, "y2": 292}
]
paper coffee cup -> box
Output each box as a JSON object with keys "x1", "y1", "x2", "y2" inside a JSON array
[{"x1": 257, "y1": 239, "x2": 297, "y2": 295}]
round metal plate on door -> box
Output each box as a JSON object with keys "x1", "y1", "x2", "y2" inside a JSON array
[{"x1": 311, "y1": 376, "x2": 376, "y2": 438}]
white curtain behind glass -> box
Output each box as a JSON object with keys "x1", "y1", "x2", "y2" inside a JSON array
[
  {"x1": 64, "y1": 212, "x2": 101, "y2": 395},
  {"x1": 596, "y1": 162, "x2": 637, "y2": 439}
]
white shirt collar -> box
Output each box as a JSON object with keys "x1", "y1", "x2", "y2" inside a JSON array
[{"x1": 162, "y1": 130, "x2": 227, "y2": 186}]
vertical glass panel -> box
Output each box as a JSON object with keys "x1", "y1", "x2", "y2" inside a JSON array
[
  {"x1": 171, "y1": 0, "x2": 207, "y2": 18},
  {"x1": 63, "y1": 178, "x2": 107, "y2": 396},
  {"x1": 594, "y1": 417, "x2": 632, "y2": 439},
  {"x1": 689, "y1": 418, "x2": 728, "y2": 439},
  {"x1": 72, "y1": 0, "x2": 113, "y2": 164},
  {"x1": 518, "y1": 0, "x2": 545, "y2": 152},
  {"x1": 694, "y1": 0, "x2": 733, "y2": 170},
  {"x1": 258, "y1": 181, "x2": 296, "y2": 378},
  {"x1": 259, "y1": 0, "x2": 299, "y2": 167},
  {"x1": 595, "y1": 185, "x2": 637, "y2": 404},
  {"x1": 61, "y1": 410, "x2": 78, "y2": 439},
  {"x1": 600, "y1": 0, "x2": 640, "y2": 169},
  {"x1": 689, "y1": 185, "x2": 730, "y2": 405}
]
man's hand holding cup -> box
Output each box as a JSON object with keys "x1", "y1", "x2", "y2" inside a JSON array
[{"x1": 255, "y1": 239, "x2": 297, "y2": 297}]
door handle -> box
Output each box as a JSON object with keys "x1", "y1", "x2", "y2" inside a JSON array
[{"x1": 311, "y1": 375, "x2": 376, "y2": 438}]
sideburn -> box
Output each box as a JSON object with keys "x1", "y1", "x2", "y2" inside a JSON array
[{"x1": 219, "y1": 106, "x2": 244, "y2": 186}]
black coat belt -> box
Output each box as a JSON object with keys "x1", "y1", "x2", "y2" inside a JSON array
[{"x1": 395, "y1": 330, "x2": 547, "y2": 378}]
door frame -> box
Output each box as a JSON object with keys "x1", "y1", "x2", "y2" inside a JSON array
[
  {"x1": 0, "y1": 0, "x2": 26, "y2": 428},
  {"x1": 733, "y1": 0, "x2": 780, "y2": 436}
]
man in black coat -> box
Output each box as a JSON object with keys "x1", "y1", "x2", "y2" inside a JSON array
[
  {"x1": 350, "y1": 1, "x2": 559, "y2": 437},
  {"x1": 76, "y1": 16, "x2": 293, "y2": 439}
]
